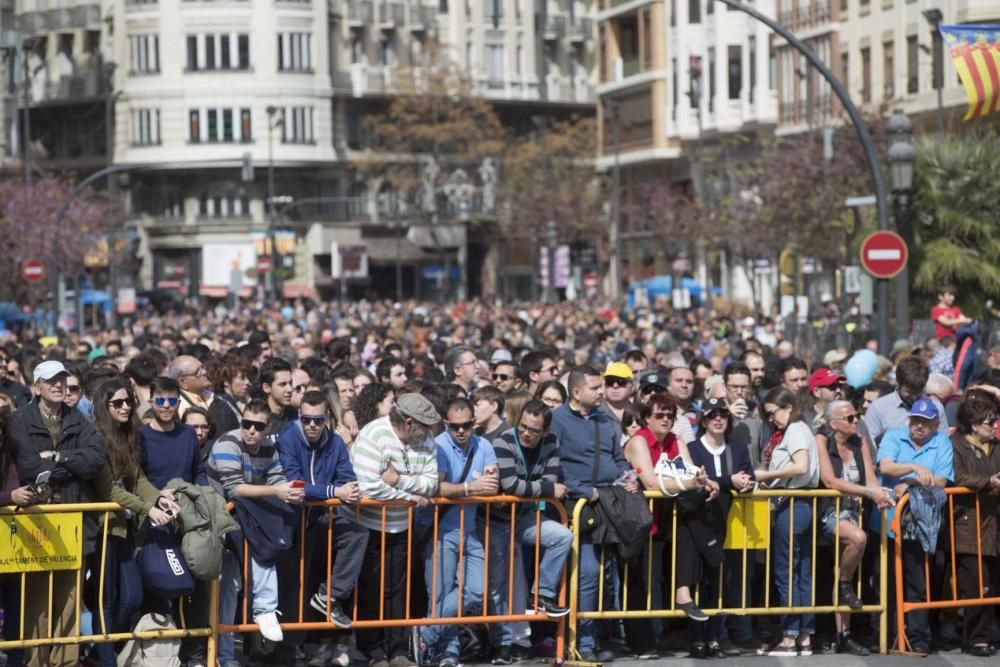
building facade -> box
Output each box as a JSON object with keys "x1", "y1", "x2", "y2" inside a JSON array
[{"x1": 4, "y1": 0, "x2": 597, "y2": 302}]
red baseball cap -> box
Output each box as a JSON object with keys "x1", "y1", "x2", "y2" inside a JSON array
[{"x1": 808, "y1": 368, "x2": 845, "y2": 394}]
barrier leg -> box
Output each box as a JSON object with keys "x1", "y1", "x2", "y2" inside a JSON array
[
  {"x1": 207, "y1": 576, "x2": 219, "y2": 667},
  {"x1": 879, "y1": 514, "x2": 887, "y2": 655}
]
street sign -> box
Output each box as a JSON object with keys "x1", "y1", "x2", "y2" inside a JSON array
[
  {"x1": 21, "y1": 259, "x2": 44, "y2": 283},
  {"x1": 331, "y1": 243, "x2": 368, "y2": 279},
  {"x1": 860, "y1": 231, "x2": 908, "y2": 279},
  {"x1": 256, "y1": 257, "x2": 272, "y2": 274}
]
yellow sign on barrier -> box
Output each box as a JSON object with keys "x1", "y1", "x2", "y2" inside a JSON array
[
  {"x1": 723, "y1": 497, "x2": 770, "y2": 549},
  {"x1": 0, "y1": 512, "x2": 82, "y2": 573}
]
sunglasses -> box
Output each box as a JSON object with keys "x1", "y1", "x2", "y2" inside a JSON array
[
  {"x1": 153, "y1": 396, "x2": 179, "y2": 407},
  {"x1": 66, "y1": 384, "x2": 82, "y2": 394},
  {"x1": 651, "y1": 411, "x2": 675, "y2": 421},
  {"x1": 300, "y1": 415, "x2": 328, "y2": 426},
  {"x1": 447, "y1": 420, "x2": 476, "y2": 432},
  {"x1": 492, "y1": 373, "x2": 511, "y2": 382},
  {"x1": 241, "y1": 419, "x2": 268, "y2": 432},
  {"x1": 706, "y1": 410, "x2": 730, "y2": 421},
  {"x1": 837, "y1": 414, "x2": 858, "y2": 424},
  {"x1": 540, "y1": 365, "x2": 558, "y2": 375},
  {"x1": 605, "y1": 378, "x2": 631, "y2": 388},
  {"x1": 641, "y1": 385, "x2": 665, "y2": 395},
  {"x1": 108, "y1": 398, "x2": 132, "y2": 410}
]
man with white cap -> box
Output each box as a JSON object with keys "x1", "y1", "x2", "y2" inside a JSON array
[{"x1": 12, "y1": 360, "x2": 107, "y2": 667}]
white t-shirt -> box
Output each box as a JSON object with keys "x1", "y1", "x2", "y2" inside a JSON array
[
  {"x1": 700, "y1": 437, "x2": 727, "y2": 477},
  {"x1": 767, "y1": 421, "x2": 819, "y2": 489}
]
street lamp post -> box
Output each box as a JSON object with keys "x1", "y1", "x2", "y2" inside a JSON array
[
  {"x1": 888, "y1": 109, "x2": 916, "y2": 343},
  {"x1": 265, "y1": 106, "x2": 282, "y2": 303},
  {"x1": 923, "y1": 9, "x2": 945, "y2": 134},
  {"x1": 104, "y1": 62, "x2": 120, "y2": 330},
  {"x1": 545, "y1": 221, "x2": 557, "y2": 305},
  {"x1": 608, "y1": 99, "x2": 622, "y2": 301}
]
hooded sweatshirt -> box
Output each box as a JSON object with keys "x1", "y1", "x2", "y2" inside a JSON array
[{"x1": 276, "y1": 419, "x2": 356, "y2": 503}]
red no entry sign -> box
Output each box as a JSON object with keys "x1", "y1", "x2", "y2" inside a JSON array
[
  {"x1": 21, "y1": 259, "x2": 45, "y2": 283},
  {"x1": 860, "y1": 231, "x2": 908, "y2": 279},
  {"x1": 256, "y1": 257, "x2": 272, "y2": 274}
]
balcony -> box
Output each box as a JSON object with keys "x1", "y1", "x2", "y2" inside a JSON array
[
  {"x1": 567, "y1": 17, "x2": 592, "y2": 41},
  {"x1": 408, "y1": 3, "x2": 434, "y2": 29},
  {"x1": 14, "y1": 12, "x2": 46, "y2": 33},
  {"x1": 333, "y1": 66, "x2": 391, "y2": 96},
  {"x1": 345, "y1": 0, "x2": 372, "y2": 26},
  {"x1": 379, "y1": 2, "x2": 403, "y2": 28},
  {"x1": 537, "y1": 13, "x2": 565, "y2": 40},
  {"x1": 22, "y1": 69, "x2": 107, "y2": 105}
]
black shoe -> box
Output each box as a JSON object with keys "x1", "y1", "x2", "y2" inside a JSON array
[
  {"x1": 835, "y1": 634, "x2": 869, "y2": 656},
  {"x1": 510, "y1": 645, "x2": 532, "y2": 662},
  {"x1": 595, "y1": 649, "x2": 616, "y2": 663},
  {"x1": 678, "y1": 601, "x2": 709, "y2": 622},
  {"x1": 690, "y1": 643, "x2": 708, "y2": 659},
  {"x1": 491, "y1": 646, "x2": 513, "y2": 665},
  {"x1": 968, "y1": 645, "x2": 992, "y2": 657},
  {"x1": 707, "y1": 643, "x2": 727, "y2": 659},
  {"x1": 838, "y1": 582, "x2": 864, "y2": 610},
  {"x1": 537, "y1": 595, "x2": 569, "y2": 618},
  {"x1": 910, "y1": 642, "x2": 931, "y2": 655}
]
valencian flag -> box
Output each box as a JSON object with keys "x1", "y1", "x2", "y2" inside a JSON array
[{"x1": 939, "y1": 24, "x2": 1000, "y2": 120}]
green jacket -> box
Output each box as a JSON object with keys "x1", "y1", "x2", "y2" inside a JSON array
[
  {"x1": 167, "y1": 478, "x2": 238, "y2": 580},
  {"x1": 93, "y1": 459, "x2": 161, "y2": 540}
]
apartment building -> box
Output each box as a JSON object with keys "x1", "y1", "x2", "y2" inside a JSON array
[
  {"x1": 4, "y1": 0, "x2": 597, "y2": 301},
  {"x1": 774, "y1": 0, "x2": 1000, "y2": 134},
  {"x1": 595, "y1": 0, "x2": 778, "y2": 300}
]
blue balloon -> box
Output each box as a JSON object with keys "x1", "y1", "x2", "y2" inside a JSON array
[{"x1": 845, "y1": 349, "x2": 878, "y2": 388}]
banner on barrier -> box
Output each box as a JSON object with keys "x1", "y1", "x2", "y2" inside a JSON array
[
  {"x1": 0, "y1": 512, "x2": 83, "y2": 573},
  {"x1": 723, "y1": 498, "x2": 770, "y2": 550}
]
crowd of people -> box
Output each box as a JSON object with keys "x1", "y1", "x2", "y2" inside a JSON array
[{"x1": 0, "y1": 294, "x2": 998, "y2": 667}]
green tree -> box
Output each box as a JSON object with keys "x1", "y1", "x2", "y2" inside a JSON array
[{"x1": 910, "y1": 132, "x2": 1000, "y2": 318}]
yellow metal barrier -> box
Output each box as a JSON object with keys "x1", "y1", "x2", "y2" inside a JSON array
[
  {"x1": 567, "y1": 489, "x2": 888, "y2": 659},
  {"x1": 0, "y1": 503, "x2": 218, "y2": 664}
]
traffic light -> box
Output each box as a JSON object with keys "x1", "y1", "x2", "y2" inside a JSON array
[{"x1": 241, "y1": 152, "x2": 254, "y2": 182}]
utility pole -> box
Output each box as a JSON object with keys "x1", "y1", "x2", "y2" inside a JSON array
[{"x1": 923, "y1": 9, "x2": 945, "y2": 134}]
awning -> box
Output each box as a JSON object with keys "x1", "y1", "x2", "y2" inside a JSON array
[
  {"x1": 282, "y1": 284, "x2": 317, "y2": 299},
  {"x1": 362, "y1": 237, "x2": 436, "y2": 263},
  {"x1": 199, "y1": 286, "x2": 253, "y2": 299}
]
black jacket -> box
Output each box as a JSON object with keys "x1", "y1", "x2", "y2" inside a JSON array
[
  {"x1": 209, "y1": 393, "x2": 242, "y2": 442},
  {"x1": 12, "y1": 401, "x2": 107, "y2": 553},
  {"x1": 232, "y1": 495, "x2": 297, "y2": 567},
  {"x1": 591, "y1": 485, "x2": 653, "y2": 561}
]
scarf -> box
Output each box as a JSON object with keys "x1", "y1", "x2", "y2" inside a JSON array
[{"x1": 762, "y1": 429, "x2": 784, "y2": 468}]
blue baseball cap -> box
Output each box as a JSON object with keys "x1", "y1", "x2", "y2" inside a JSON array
[{"x1": 909, "y1": 396, "x2": 939, "y2": 421}]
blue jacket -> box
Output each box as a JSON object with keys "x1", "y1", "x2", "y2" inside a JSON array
[
  {"x1": 276, "y1": 421, "x2": 356, "y2": 503},
  {"x1": 550, "y1": 403, "x2": 628, "y2": 500}
]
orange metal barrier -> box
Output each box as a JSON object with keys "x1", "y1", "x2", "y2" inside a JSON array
[
  {"x1": 217, "y1": 495, "x2": 569, "y2": 659},
  {"x1": 891, "y1": 486, "x2": 995, "y2": 655}
]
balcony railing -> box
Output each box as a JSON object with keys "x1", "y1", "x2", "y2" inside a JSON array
[
  {"x1": 567, "y1": 17, "x2": 592, "y2": 40},
  {"x1": 380, "y1": 2, "x2": 403, "y2": 25},
  {"x1": 40, "y1": 70, "x2": 106, "y2": 102},
  {"x1": 408, "y1": 3, "x2": 434, "y2": 28},
  {"x1": 537, "y1": 13, "x2": 565, "y2": 39},
  {"x1": 345, "y1": 0, "x2": 372, "y2": 23}
]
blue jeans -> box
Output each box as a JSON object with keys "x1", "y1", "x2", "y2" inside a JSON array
[
  {"x1": 251, "y1": 556, "x2": 278, "y2": 616},
  {"x1": 421, "y1": 528, "x2": 486, "y2": 659},
  {"x1": 577, "y1": 541, "x2": 619, "y2": 654},
  {"x1": 772, "y1": 500, "x2": 814, "y2": 637},
  {"x1": 94, "y1": 536, "x2": 143, "y2": 667},
  {"x1": 485, "y1": 516, "x2": 572, "y2": 645},
  {"x1": 218, "y1": 549, "x2": 241, "y2": 663}
]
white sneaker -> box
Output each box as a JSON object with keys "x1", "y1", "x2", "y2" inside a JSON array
[{"x1": 254, "y1": 610, "x2": 284, "y2": 643}]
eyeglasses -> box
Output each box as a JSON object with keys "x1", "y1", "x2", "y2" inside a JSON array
[
  {"x1": 66, "y1": 384, "x2": 82, "y2": 395},
  {"x1": 835, "y1": 414, "x2": 858, "y2": 424},
  {"x1": 447, "y1": 420, "x2": 476, "y2": 432},
  {"x1": 108, "y1": 398, "x2": 132, "y2": 410},
  {"x1": 518, "y1": 423, "x2": 544, "y2": 436},
  {"x1": 605, "y1": 378, "x2": 632, "y2": 388},
  {"x1": 980, "y1": 416, "x2": 998, "y2": 426},
  {"x1": 300, "y1": 415, "x2": 328, "y2": 426},
  {"x1": 651, "y1": 411, "x2": 675, "y2": 421},
  {"x1": 459, "y1": 358, "x2": 478, "y2": 368},
  {"x1": 540, "y1": 365, "x2": 558, "y2": 375},
  {"x1": 241, "y1": 419, "x2": 268, "y2": 432},
  {"x1": 764, "y1": 406, "x2": 785, "y2": 419},
  {"x1": 492, "y1": 373, "x2": 511, "y2": 382},
  {"x1": 153, "y1": 396, "x2": 179, "y2": 408},
  {"x1": 183, "y1": 367, "x2": 207, "y2": 378}
]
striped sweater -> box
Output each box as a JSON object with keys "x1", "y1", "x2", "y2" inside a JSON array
[
  {"x1": 207, "y1": 428, "x2": 286, "y2": 499},
  {"x1": 489, "y1": 427, "x2": 560, "y2": 521},
  {"x1": 351, "y1": 416, "x2": 438, "y2": 533}
]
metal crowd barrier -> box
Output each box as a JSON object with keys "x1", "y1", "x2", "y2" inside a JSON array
[
  {"x1": 891, "y1": 487, "x2": 997, "y2": 656},
  {"x1": 216, "y1": 495, "x2": 569, "y2": 664},
  {"x1": 567, "y1": 489, "x2": 889, "y2": 659},
  {"x1": 0, "y1": 502, "x2": 216, "y2": 660}
]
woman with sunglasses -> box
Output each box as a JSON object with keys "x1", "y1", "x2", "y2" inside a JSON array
[
  {"x1": 687, "y1": 397, "x2": 756, "y2": 658},
  {"x1": 623, "y1": 395, "x2": 717, "y2": 644},
  {"x1": 815, "y1": 400, "x2": 890, "y2": 656},
  {"x1": 754, "y1": 387, "x2": 819, "y2": 656},
  {"x1": 92, "y1": 378, "x2": 179, "y2": 667},
  {"x1": 950, "y1": 389, "x2": 1000, "y2": 656}
]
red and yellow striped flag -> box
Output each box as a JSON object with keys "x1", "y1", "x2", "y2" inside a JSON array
[{"x1": 941, "y1": 25, "x2": 1000, "y2": 120}]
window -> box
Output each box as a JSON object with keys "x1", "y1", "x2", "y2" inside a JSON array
[
  {"x1": 131, "y1": 109, "x2": 160, "y2": 145},
  {"x1": 860, "y1": 46, "x2": 871, "y2": 102},
  {"x1": 350, "y1": 35, "x2": 364, "y2": 64},
  {"x1": 189, "y1": 107, "x2": 252, "y2": 143},
  {"x1": 129, "y1": 34, "x2": 159, "y2": 73},
  {"x1": 728, "y1": 45, "x2": 742, "y2": 100},
  {"x1": 708, "y1": 47, "x2": 715, "y2": 111},
  {"x1": 689, "y1": 0, "x2": 700, "y2": 23},
  {"x1": 907, "y1": 35, "x2": 919, "y2": 94},
  {"x1": 278, "y1": 32, "x2": 313, "y2": 71},
  {"x1": 199, "y1": 192, "x2": 250, "y2": 218},
  {"x1": 670, "y1": 0, "x2": 676, "y2": 26},
  {"x1": 672, "y1": 57, "x2": 678, "y2": 120},
  {"x1": 485, "y1": 44, "x2": 504, "y2": 86},
  {"x1": 380, "y1": 35, "x2": 395, "y2": 67},
  {"x1": 748, "y1": 36, "x2": 756, "y2": 103},
  {"x1": 185, "y1": 33, "x2": 251, "y2": 71},
  {"x1": 485, "y1": 0, "x2": 502, "y2": 27},
  {"x1": 882, "y1": 40, "x2": 893, "y2": 98},
  {"x1": 707, "y1": 0, "x2": 713, "y2": 14},
  {"x1": 690, "y1": 54, "x2": 702, "y2": 108},
  {"x1": 282, "y1": 106, "x2": 315, "y2": 144},
  {"x1": 439, "y1": 0, "x2": 447, "y2": 11}
]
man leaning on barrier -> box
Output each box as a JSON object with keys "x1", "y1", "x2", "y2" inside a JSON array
[
  {"x1": 12, "y1": 360, "x2": 107, "y2": 667},
  {"x1": 486, "y1": 399, "x2": 572, "y2": 665}
]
